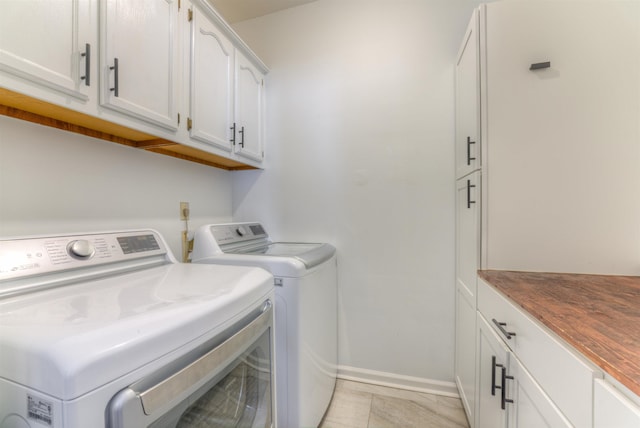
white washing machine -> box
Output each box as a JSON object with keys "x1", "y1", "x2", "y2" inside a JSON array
[
  {"x1": 191, "y1": 223, "x2": 337, "y2": 428},
  {"x1": 0, "y1": 229, "x2": 275, "y2": 428}
]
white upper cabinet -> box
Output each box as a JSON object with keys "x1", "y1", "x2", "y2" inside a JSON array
[
  {"x1": 0, "y1": 0, "x2": 95, "y2": 102},
  {"x1": 188, "y1": 5, "x2": 234, "y2": 152},
  {"x1": 100, "y1": 0, "x2": 179, "y2": 132},
  {"x1": 455, "y1": 8, "x2": 480, "y2": 179},
  {"x1": 185, "y1": 0, "x2": 266, "y2": 164},
  {"x1": 234, "y1": 50, "x2": 265, "y2": 162}
]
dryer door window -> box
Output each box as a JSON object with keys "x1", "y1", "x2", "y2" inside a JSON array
[{"x1": 107, "y1": 303, "x2": 274, "y2": 428}]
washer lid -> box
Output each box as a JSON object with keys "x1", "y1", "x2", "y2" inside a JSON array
[
  {"x1": 228, "y1": 242, "x2": 335, "y2": 269},
  {"x1": 0, "y1": 263, "x2": 273, "y2": 400}
]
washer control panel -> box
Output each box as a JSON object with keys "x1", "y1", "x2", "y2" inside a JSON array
[
  {"x1": 0, "y1": 231, "x2": 167, "y2": 282},
  {"x1": 211, "y1": 223, "x2": 268, "y2": 245}
]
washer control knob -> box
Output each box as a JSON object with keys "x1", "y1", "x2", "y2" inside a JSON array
[
  {"x1": 68, "y1": 240, "x2": 95, "y2": 259},
  {"x1": 236, "y1": 226, "x2": 247, "y2": 237}
]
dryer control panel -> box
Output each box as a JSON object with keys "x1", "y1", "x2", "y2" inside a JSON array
[{"x1": 0, "y1": 231, "x2": 170, "y2": 294}]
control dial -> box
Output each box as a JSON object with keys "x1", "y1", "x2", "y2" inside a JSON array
[
  {"x1": 236, "y1": 226, "x2": 247, "y2": 237},
  {"x1": 67, "y1": 240, "x2": 95, "y2": 259}
]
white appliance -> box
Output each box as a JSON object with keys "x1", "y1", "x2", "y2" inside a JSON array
[
  {"x1": 0, "y1": 229, "x2": 275, "y2": 428},
  {"x1": 191, "y1": 223, "x2": 337, "y2": 428}
]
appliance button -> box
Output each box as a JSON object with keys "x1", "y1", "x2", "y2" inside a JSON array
[{"x1": 68, "y1": 240, "x2": 95, "y2": 259}]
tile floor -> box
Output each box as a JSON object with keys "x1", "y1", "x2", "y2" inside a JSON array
[{"x1": 319, "y1": 380, "x2": 470, "y2": 428}]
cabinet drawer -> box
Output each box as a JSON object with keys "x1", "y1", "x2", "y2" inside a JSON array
[{"x1": 478, "y1": 277, "x2": 598, "y2": 428}]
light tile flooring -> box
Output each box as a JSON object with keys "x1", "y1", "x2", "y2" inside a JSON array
[{"x1": 319, "y1": 380, "x2": 470, "y2": 428}]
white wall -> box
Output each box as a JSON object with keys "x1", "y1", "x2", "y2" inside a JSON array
[
  {"x1": 231, "y1": 0, "x2": 481, "y2": 391},
  {"x1": 0, "y1": 115, "x2": 233, "y2": 256}
]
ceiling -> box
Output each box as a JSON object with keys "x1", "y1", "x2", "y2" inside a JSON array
[{"x1": 207, "y1": 0, "x2": 317, "y2": 23}]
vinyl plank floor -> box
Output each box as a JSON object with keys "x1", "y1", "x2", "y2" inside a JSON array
[{"x1": 319, "y1": 380, "x2": 470, "y2": 428}]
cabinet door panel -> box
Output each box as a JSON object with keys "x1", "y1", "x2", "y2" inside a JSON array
[
  {"x1": 477, "y1": 314, "x2": 508, "y2": 428},
  {"x1": 0, "y1": 0, "x2": 92, "y2": 100},
  {"x1": 456, "y1": 172, "x2": 480, "y2": 300},
  {"x1": 234, "y1": 52, "x2": 264, "y2": 162},
  {"x1": 594, "y1": 379, "x2": 640, "y2": 428},
  {"x1": 455, "y1": 9, "x2": 480, "y2": 178},
  {"x1": 190, "y1": 7, "x2": 234, "y2": 151},
  {"x1": 455, "y1": 285, "x2": 476, "y2": 426},
  {"x1": 101, "y1": 0, "x2": 178, "y2": 131},
  {"x1": 508, "y1": 357, "x2": 571, "y2": 428}
]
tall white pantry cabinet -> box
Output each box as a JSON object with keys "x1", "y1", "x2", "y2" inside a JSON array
[{"x1": 454, "y1": 1, "x2": 640, "y2": 427}]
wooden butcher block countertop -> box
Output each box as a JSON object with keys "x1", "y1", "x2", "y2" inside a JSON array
[{"x1": 478, "y1": 270, "x2": 640, "y2": 397}]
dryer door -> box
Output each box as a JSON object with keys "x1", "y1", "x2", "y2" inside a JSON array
[{"x1": 107, "y1": 302, "x2": 274, "y2": 428}]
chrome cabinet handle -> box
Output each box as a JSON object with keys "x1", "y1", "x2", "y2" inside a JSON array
[
  {"x1": 109, "y1": 58, "x2": 119, "y2": 97},
  {"x1": 80, "y1": 43, "x2": 91, "y2": 86},
  {"x1": 492, "y1": 318, "x2": 516, "y2": 340}
]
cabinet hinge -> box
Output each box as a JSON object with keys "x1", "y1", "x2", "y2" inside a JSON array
[
  {"x1": 177, "y1": 113, "x2": 180, "y2": 125},
  {"x1": 187, "y1": 117, "x2": 193, "y2": 130},
  {"x1": 188, "y1": 8, "x2": 193, "y2": 22}
]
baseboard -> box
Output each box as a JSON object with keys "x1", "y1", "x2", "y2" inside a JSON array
[{"x1": 337, "y1": 365, "x2": 460, "y2": 398}]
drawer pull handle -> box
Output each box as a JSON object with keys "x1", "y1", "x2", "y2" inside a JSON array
[
  {"x1": 530, "y1": 61, "x2": 551, "y2": 70},
  {"x1": 501, "y1": 366, "x2": 514, "y2": 409},
  {"x1": 492, "y1": 318, "x2": 516, "y2": 340},
  {"x1": 491, "y1": 356, "x2": 503, "y2": 396}
]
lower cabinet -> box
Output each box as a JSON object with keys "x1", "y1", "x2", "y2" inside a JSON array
[
  {"x1": 594, "y1": 379, "x2": 640, "y2": 428},
  {"x1": 476, "y1": 314, "x2": 508, "y2": 428},
  {"x1": 507, "y1": 354, "x2": 571, "y2": 428},
  {"x1": 476, "y1": 314, "x2": 572, "y2": 428},
  {"x1": 455, "y1": 283, "x2": 476, "y2": 424}
]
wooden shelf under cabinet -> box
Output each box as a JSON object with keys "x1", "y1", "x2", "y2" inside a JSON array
[{"x1": 0, "y1": 88, "x2": 256, "y2": 171}]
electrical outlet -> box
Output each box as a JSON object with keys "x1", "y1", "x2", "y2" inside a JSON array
[{"x1": 180, "y1": 202, "x2": 190, "y2": 220}]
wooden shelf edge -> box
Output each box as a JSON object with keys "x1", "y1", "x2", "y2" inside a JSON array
[{"x1": 0, "y1": 89, "x2": 258, "y2": 171}]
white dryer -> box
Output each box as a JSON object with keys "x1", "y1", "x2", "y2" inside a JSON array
[
  {"x1": 191, "y1": 223, "x2": 337, "y2": 428},
  {"x1": 0, "y1": 229, "x2": 275, "y2": 427}
]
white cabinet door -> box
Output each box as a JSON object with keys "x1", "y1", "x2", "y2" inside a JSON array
[
  {"x1": 508, "y1": 356, "x2": 572, "y2": 428},
  {"x1": 455, "y1": 9, "x2": 480, "y2": 179},
  {"x1": 477, "y1": 314, "x2": 509, "y2": 428},
  {"x1": 594, "y1": 379, "x2": 640, "y2": 428},
  {"x1": 188, "y1": 5, "x2": 234, "y2": 152},
  {"x1": 456, "y1": 172, "x2": 480, "y2": 300},
  {"x1": 100, "y1": 0, "x2": 179, "y2": 131},
  {"x1": 455, "y1": 171, "x2": 481, "y2": 426},
  {"x1": 234, "y1": 51, "x2": 264, "y2": 162},
  {"x1": 0, "y1": 0, "x2": 94, "y2": 101},
  {"x1": 455, "y1": 283, "x2": 476, "y2": 426}
]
